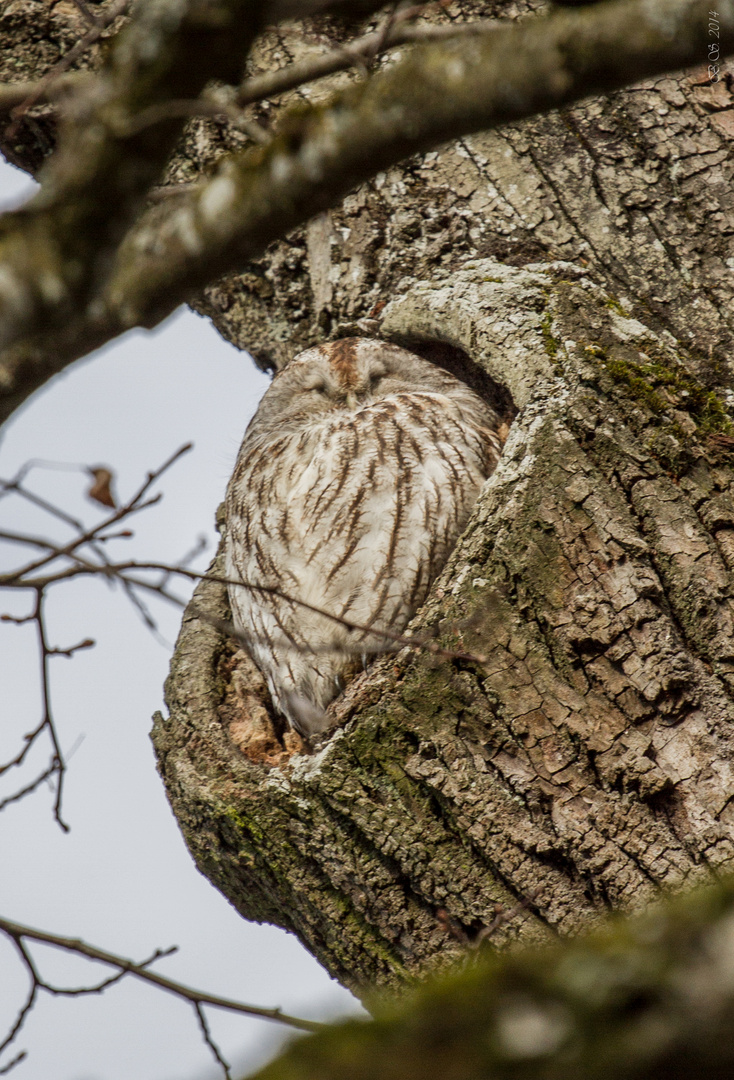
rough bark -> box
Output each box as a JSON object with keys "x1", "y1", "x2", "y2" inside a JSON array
[
  {"x1": 0, "y1": 0, "x2": 732, "y2": 424},
  {"x1": 155, "y1": 8, "x2": 734, "y2": 996},
  {"x1": 192, "y1": 1, "x2": 734, "y2": 373},
  {"x1": 4, "y1": 0, "x2": 734, "y2": 1000},
  {"x1": 153, "y1": 258, "x2": 734, "y2": 995}
]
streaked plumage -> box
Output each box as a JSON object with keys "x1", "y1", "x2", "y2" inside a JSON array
[{"x1": 225, "y1": 338, "x2": 502, "y2": 736}]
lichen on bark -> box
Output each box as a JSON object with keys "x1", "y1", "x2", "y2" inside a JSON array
[{"x1": 154, "y1": 259, "x2": 734, "y2": 994}]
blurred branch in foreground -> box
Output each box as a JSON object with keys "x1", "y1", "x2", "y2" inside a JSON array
[{"x1": 245, "y1": 878, "x2": 734, "y2": 1080}]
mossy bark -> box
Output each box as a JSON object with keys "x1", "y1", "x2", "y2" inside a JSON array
[
  {"x1": 4, "y1": 1, "x2": 734, "y2": 999},
  {"x1": 240, "y1": 880, "x2": 734, "y2": 1080},
  {"x1": 153, "y1": 259, "x2": 734, "y2": 997}
]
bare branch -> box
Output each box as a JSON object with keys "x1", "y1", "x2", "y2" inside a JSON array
[
  {"x1": 3, "y1": 552, "x2": 488, "y2": 664},
  {"x1": 0, "y1": 446, "x2": 193, "y2": 823},
  {"x1": 0, "y1": 456, "x2": 174, "y2": 636},
  {"x1": 186, "y1": 588, "x2": 488, "y2": 665},
  {"x1": 0, "y1": 73, "x2": 89, "y2": 116},
  {"x1": 0, "y1": 609, "x2": 35, "y2": 623},
  {"x1": 1, "y1": 0, "x2": 732, "y2": 425},
  {"x1": 0, "y1": 1051, "x2": 27, "y2": 1076},
  {"x1": 0, "y1": 530, "x2": 63, "y2": 552},
  {"x1": 235, "y1": 3, "x2": 475, "y2": 106},
  {"x1": 0, "y1": 443, "x2": 191, "y2": 585},
  {"x1": 0, "y1": 937, "x2": 38, "y2": 1062},
  {"x1": 68, "y1": 0, "x2": 102, "y2": 28},
  {"x1": 34, "y1": 590, "x2": 69, "y2": 831},
  {"x1": 99, "y1": 0, "x2": 734, "y2": 358},
  {"x1": 0, "y1": 917, "x2": 321, "y2": 1077},
  {"x1": 0, "y1": 762, "x2": 58, "y2": 815},
  {"x1": 0, "y1": 5, "x2": 466, "y2": 120},
  {"x1": 0, "y1": 916, "x2": 325, "y2": 1032},
  {"x1": 0, "y1": 0, "x2": 268, "y2": 417},
  {"x1": 0, "y1": 589, "x2": 70, "y2": 827},
  {"x1": 195, "y1": 1003, "x2": 232, "y2": 1080},
  {"x1": 47, "y1": 637, "x2": 95, "y2": 657}
]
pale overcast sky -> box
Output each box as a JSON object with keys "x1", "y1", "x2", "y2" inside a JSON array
[{"x1": 0, "y1": 159, "x2": 360, "y2": 1080}]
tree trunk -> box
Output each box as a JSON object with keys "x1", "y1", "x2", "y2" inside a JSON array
[
  {"x1": 4, "y1": 0, "x2": 734, "y2": 999},
  {"x1": 154, "y1": 256, "x2": 734, "y2": 994}
]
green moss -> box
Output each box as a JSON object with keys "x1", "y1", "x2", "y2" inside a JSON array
[
  {"x1": 400, "y1": 664, "x2": 455, "y2": 717},
  {"x1": 220, "y1": 803, "x2": 266, "y2": 845},
  {"x1": 604, "y1": 295, "x2": 631, "y2": 318},
  {"x1": 596, "y1": 350, "x2": 667, "y2": 414},
  {"x1": 540, "y1": 311, "x2": 559, "y2": 359},
  {"x1": 589, "y1": 344, "x2": 733, "y2": 437},
  {"x1": 221, "y1": 805, "x2": 249, "y2": 831}
]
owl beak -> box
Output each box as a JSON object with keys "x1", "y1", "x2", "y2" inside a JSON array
[{"x1": 346, "y1": 391, "x2": 358, "y2": 410}]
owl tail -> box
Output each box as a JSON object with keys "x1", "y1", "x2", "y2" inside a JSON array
[{"x1": 282, "y1": 690, "x2": 333, "y2": 738}]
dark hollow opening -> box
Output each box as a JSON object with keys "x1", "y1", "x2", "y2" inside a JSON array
[{"x1": 388, "y1": 335, "x2": 517, "y2": 427}]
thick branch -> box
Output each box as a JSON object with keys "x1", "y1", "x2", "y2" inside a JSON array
[
  {"x1": 0, "y1": 0, "x2": 266, "y2": 390},
  {"x1": 103, "y1": 0, "x2": 734, "y2": 324},
  {"x1": 245, "y1": 880, "x2": 734, "y2": 1080},
  {"x1": 1, "y1": 0, "x2": 731, "y2": 426}
]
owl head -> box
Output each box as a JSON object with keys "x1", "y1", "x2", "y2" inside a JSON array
[{"x1": 249, "y1": 337, "x2": 483, "y2": 430}]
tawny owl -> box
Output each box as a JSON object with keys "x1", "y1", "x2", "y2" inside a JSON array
[{"x1": 225, "y1": 338, "x2": 502, "y2": 737}]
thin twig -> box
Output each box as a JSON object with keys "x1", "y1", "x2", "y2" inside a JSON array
[
  {"x1": 368, "y1": 1, "x2": 402, "y2": 63},
  {"x1": 113, "y1": 12, "x2": 501, "y2": 138},
  {"x1": 473, "y1": 889, "x2": 543, "y2": 948},
  {"x1": 114, "y1": 97, "x2": 270, "y2": 141},
  {"x1": 0, "y1": 1051, "x2": 27, "y2": 1076},
  {"x1": 137, "y1": 564, "x2": 490, "y2": 664},
  {"x1": 0, "y1": 73, "x2": 89, "y2": 116},
  {"x1": 33, "y1": 589, "x2": 69, "y2": 831},
  {"x1": 0, "y1": 447, "x2": 192, "y2": 822},
  {"x1": 0, "y1": 530, "x2": 65, "y2": 552},
  {"x1": 36, "y1": 945, "x2": 178, "y2": 997},
  {"x1": 0, "y1": 938, "x2": 38, "y2": 1060},
  {"x1": 0, "y1": 443, "x2": 191, "y2": 583},
  {"x1": 69, "y1": 0, "x2": 102, "y2": 27},
  {"x1": 147, "y1": 181, "x2": 201, "y2": 202},
  {"x1": 0, "y1": 917, "x2": 324, "y2": 1032},
  {"x1": 6, "y1": 557, "x2": 488, "y2": 664},
  {"x1": 5, "y1": 463, "x2": 158, "y2": 630},
  {"x1": 0, "y1": 764, "x2": 58, "y2": 814},
  {"x1": 0, "y1": 711, "x2": 49, "y2": 776},
  {"x1": 236, "y1": 12, "x2": 497, "y2": 106},
  {"x1": 195, "y1": 1003, "x2": 232, "y2": 1080},
  {"x1": 0, "y1": 918, "x2": 321, "y2": 1079}
]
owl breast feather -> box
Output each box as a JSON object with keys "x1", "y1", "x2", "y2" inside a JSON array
[{"x1": 225, "y1": 386, "x2": 499, "y2": 736}]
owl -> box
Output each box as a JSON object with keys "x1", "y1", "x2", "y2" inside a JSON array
[{"x1": 224, "y1": 338, "x2": 503, "y2": 737}]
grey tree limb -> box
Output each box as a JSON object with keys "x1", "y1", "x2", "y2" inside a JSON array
[
  {"x1": 0, "y1": 0, "x2": 268, "y2": 417},
  {"x1": 0, "y1": 0, "x2": 732, "y2": 425},
  {"x1": 0, "y1": 916, "x2": 323, "y2": 1034}
]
